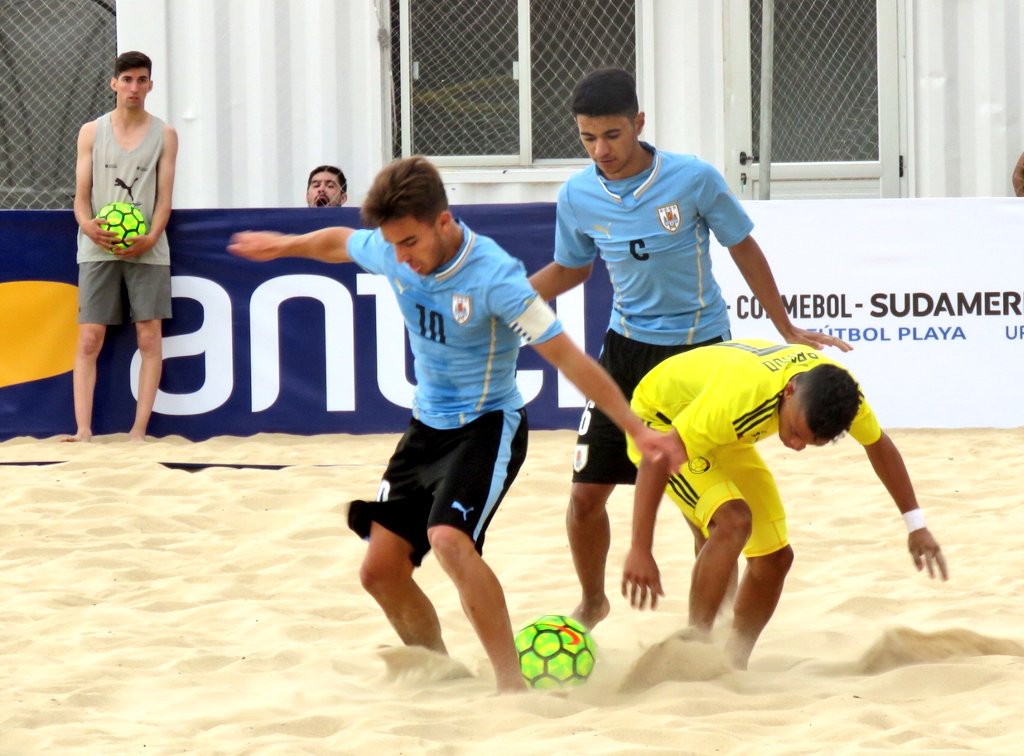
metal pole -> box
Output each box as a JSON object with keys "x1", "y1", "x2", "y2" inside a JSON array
[
  {"x1": 375, "y1": 0, "x2": 394, "y2": 168},
  {"x1": 758, "y1": 0, "x2": 774, "y2": 200}
]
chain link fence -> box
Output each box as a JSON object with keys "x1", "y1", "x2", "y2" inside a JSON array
[
  {"x1": 0, "y1": 0, "x2": 117, "y2": 209},
  {"x1": 388, "y1": 0, "x2": 635, "y2": 162},
  {"x1": 530, "y1": 1, "x2": 635, "y2": 160},
  {"x1": 1, "y1": 0, "x2": 882, "y2": 204},
  {"x1": 750, "y1": 0, "x2": 879, "y2": 163}
]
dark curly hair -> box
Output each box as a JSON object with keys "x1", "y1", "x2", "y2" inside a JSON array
[{"x1": 795, "y1": 364, "x2": 861, "y2": 441}]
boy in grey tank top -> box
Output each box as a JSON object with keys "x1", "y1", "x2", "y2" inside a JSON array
[{"x1": 66, "y1": 50, "x2": 179, "y2": 442}]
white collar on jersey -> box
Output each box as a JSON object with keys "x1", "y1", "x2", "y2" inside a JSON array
[
  {"x1": 595, "y1": 143, "x2": 661, "y2": 202},
  {"x1": 434, "y1": 222, "x2": 475, "y2": 283}
]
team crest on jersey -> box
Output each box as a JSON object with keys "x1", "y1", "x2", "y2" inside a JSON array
[
  {"x1": 573, "y1": 444, "x2": 589, "y2": 473},
  {"x1": 451, "y1": 294, "x2": 472, "y2": 324},
  {"x1": 657, "y1": 203, "x2": 681, "y2": 232},
  {"x1": 687, "y1": 456, "x2": 711, "y2": 474}
]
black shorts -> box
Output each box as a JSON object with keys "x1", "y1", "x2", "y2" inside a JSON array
[
  {"x1": 572, "y1": 330, "x2": 727, "y2": 485},
  {"x1": 348, "y1": 408, "x2": 528, "y2": 566}
]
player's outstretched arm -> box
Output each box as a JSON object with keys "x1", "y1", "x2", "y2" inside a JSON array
[
  {"x1": 863, "y1": 431, "x2": 949, "y2": 580},
  {"x1": 622, "y1": 453, "x2": 674, "y2": 610},
  {"x1": 228, "y1": 226, "x2": 355, "y2": 264},
  {"x1": 528, "y1": 261, "x2": 592, "y2": 301},
  {"x1": 728, "y1": 235, "x2": 852, "y2": 352},
  {"x1": 531, "y1": 331, "x2": 686, "y2": 472}
]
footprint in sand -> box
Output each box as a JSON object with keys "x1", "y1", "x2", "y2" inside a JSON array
[
  {"x1": 618, "y1": 630, "x2": 733, "y2": 693},
  {"x1": 377, "y1": 645, "x2": 474, "y2": 685},
  {"x1": 852, "y1": 626, "x2": 1024, "y2": 674}
]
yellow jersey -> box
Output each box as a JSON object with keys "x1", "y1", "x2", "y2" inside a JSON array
[{"x1": 631, "y1": 339, "x2": 882, "y2": 459}]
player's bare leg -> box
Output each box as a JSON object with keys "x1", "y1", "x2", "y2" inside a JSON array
[
  {"x1": 428, "y1": 525, "x2": 526, "y2": 693},
  {"x1": 687, "y1": 500, "x2": 751, "y2": 635},
  {"x1": 360, "y1": 523, "x2": 447, "y2": 655},
  {"x1": 567, "y1": 482, "x2": 615, "y2": 629},
  {"x1": 725, "y1": 545, "x2": 793, "y2": 670},
  {"x1": 129, "y1": 319, "x2": 162, "y2": 441},
  {"x1": 64, "y1": 323, "x2": 106, "y2": 442},
  {"x1": 688, "y1": 520, "x2": 739, "y2": 615}
]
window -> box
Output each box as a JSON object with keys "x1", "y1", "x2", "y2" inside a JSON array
[
  {"x1": 389, "y1": 0, "x2": 636, "y2": 165},
  {"x1": 749, "y1": 0, "x2": 879, "y2": 163}
]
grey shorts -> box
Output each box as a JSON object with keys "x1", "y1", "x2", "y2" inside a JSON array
[{"x1": 78, "y1": 261, "x2": 172, "y2": 325}]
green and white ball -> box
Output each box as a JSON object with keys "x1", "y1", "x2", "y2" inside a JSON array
[
  {"x1": 515, "y1": 614, "x2": 596, "y2": 689},
  {"x1": 97, "y1": 202, "x2": 147, "y2": 252}
]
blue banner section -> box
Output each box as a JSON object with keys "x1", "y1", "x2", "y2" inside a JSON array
[{"x1": 0, "y1": 206, "x2": 611, "y2": 440}]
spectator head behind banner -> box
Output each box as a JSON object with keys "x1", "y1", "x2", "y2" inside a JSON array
[
  {"x1": 306, "y1": 164, "x2": 347, "y2": 207},
  {"x1": 1013, "y1": 151, "x2": 1024, "y2": 198}
]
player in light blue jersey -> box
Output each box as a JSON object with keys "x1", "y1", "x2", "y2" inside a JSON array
[
  {"x1": 530, "y1": 68, "x2": 851, "y2": 631},
  {"x1": 228, "y1": 156, "x2": 684, "y2": 693}
]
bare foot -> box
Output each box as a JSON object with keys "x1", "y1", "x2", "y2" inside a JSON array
[
  {"x1": 672, "y1": 626, "x2": 712, "y2": 643},
  {"x1": 60, "y1": 431, "x2": 92, "y2": 443},
  {"x1": 571, "y1": 595, "x2": 610, "y2": 631},
  {"x1": 724, "y1": 633, "x2": 753, "y2": 671},
  {"x1": 127, "y1": 431, "x2": 148, "y2": 443},
  {"x1": 496, "y1": 676, "x2": 529, "y2": 694}
]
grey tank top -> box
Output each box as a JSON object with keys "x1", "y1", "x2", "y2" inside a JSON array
[{"x1": 77, "y1": 112, "x2": 170, "y2": 265}]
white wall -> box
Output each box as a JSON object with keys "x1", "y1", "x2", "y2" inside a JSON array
[
  {"x1": 907, "y1": 0, "x2": 1024, "y2": 198},
  {"x1": 645, "y1": 0, "x2": 728, "y2": 170},
  {"x1": 116, "y1": 0, "x2": 1024, "y2": 208},
  {"x1": 117, "y1": 0, "x2": 385, "y2": 209}
]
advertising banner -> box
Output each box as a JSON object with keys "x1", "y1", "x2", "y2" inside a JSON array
[
  {"x1": 1, "y1": 198, "x2": 1021, "y2": 440},
  {"x1": 0, "y1": 205, "x2": 609, "y2": 439},
  {"x1": 713, "y1": 199, "x2": 1024, "y2": 429}
]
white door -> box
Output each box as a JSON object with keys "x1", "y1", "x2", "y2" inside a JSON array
[{"x1": 723, "y1": 0, "x2": 904, "y2": 199}]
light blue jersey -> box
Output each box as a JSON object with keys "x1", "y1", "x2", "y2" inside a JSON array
[
  {"x1": 555, "y1": 144, "x2": 753, "y2": 346},
  {"x1": 348, "y1": 221, "x2": 563, "y2": 429}
]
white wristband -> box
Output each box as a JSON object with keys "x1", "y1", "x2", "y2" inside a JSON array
[{"x1": 902, "y1": 509, "x2": 926, "y2": 533}]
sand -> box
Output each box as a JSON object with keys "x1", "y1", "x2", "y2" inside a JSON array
[{"x1": 2, "y1": 428, "x2": 1023, "y2": 754}]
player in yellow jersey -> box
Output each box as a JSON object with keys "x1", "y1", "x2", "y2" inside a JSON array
[{"x1": 621, "y1": 339, "x2": 947, "y2": 669}]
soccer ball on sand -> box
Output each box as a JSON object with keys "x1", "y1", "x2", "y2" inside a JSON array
[
  {"x1": 97, "y1": 202, "x2": 147, "y2": 252},
  {"x1": 515, "y1": 614, "x2": 596, "y2": 688}
]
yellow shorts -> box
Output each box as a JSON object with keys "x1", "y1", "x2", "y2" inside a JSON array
[{"x1": 628, "y1": 440, "x2": 788, "y2": 558}]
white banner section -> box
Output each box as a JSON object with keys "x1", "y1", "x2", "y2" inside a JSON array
[{"x1": 711, "y1": 198, "x2": 1024, "y2": 429}]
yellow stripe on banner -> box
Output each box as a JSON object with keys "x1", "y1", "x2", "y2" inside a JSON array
[{"x1": 0, "y1": 281, "x2": 78, "y2": 388}]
